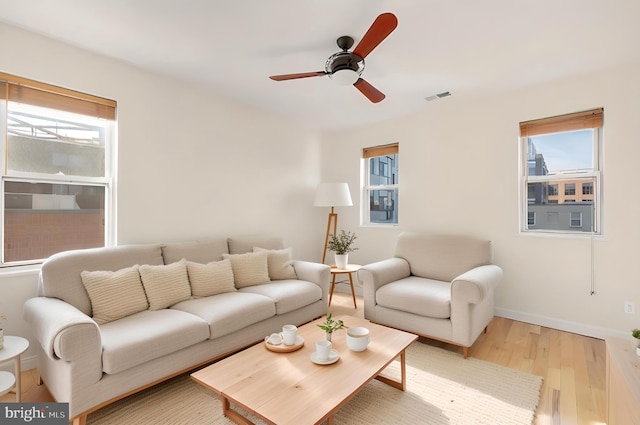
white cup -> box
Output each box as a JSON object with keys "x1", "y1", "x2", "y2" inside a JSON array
[
  {"x1": 346, "y1": 327, "x2": 370, "y2": 352},
  {"x1": 265, "y1": 333, "x2": 282, "y2": 345},
  {"x1": 316, "y1": 340, "x2": 332, "y2": 361},
  {"x1": 282, "y1": 324, "x2": 297, "y2": 346}
]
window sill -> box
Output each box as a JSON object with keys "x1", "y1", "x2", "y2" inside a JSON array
[{"x1": 0, "y1": 263, "x2": 41, "y2": 277}]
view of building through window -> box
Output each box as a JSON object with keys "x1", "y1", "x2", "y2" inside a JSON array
[
  {"x1": 1, "y1": 74, "x2": 116, "y2": 265},
  {"x1": 363, "y1": 143, "x2": 398, "y2": 225},
  {"x1": 523, "y1": 124, "x2": 600, "y2": 233}
]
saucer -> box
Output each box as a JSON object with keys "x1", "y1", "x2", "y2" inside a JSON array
[{"x1": 311, "y1": 349, "x2": 339, "y2": 365}]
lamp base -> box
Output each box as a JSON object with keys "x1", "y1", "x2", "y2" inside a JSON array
[{"x1": 322, "y1": 210, "x2": 338, "y2": 264}]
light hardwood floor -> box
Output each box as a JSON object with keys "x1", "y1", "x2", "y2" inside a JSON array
[{"x1": 2, "y1": 292, "x2": 607, "y2": 425}]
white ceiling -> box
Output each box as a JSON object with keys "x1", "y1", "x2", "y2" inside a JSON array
[{"x1": 1, "y1": 0, "x2": 639, "y2": 130}]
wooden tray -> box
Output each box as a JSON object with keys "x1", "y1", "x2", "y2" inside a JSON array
[{"x1": 265, "y1": 336, "x2": 304, "y2": 353}]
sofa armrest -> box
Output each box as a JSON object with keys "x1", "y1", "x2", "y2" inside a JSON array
[
  {"x1": 358, "y1": 258, "x2": 411, "y2": 320},
  {"x1": 292, "y1": 260, "x2": 331, "y2": 302},
  {"x1": 451, "y1": 265, "x2": 503, "y2": 304},
  {"x1": 23, "y1": 297, "x2": 102, "y2": 361}
]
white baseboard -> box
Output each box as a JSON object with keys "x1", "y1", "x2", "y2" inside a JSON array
[
  {"x1": 495, "y1": 307, "x2": 627, "y2": 340},
  {"x1": 332, "y1": 281, "x2": 363, "y2": 297},
  {"x1": 0, "y1": 354, "x2": 37, "y2": 374}
]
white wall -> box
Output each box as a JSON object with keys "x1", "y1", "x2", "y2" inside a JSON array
[
  {"x1": 0, "y1": 23, "x2": 326, "y2": 368},
  {"x1": 320, "y1": 61, "x2": 640, "y2": 339}
]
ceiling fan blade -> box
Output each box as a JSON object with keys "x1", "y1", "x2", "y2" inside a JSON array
[
  {"x1": 269, "y1": 71, "x2": 327, "y2": 81},
  {"x1": 352, "y1": 13, "x2": 398, "y2": 59},
  {"x1": 354, "y1": 78, "x2": 385, "y2": 103}
]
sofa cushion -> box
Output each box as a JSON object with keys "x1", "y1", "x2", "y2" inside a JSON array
[
  {"x1": 139, "y1": 260, "x2": 191, "y2": 310},
  {"x1": 222, "y1": 251, "x2": 270, "y2": 288},
  {"x1": 100, "y1": 309, "x2": 209, "y2": 374},
  {"x1": 227, "y1": 236, "x2": 284, "y2": 254},
  {"x1": 171, "y1": 292, "x2": 276, "y2": 339},
  {"x1": 161, "y1": 238, "x2": 229, "y2": 265},
  {"x1": 376, "y1": 276, "x2": 452, "y2": 319},
  {"x1": 80, "y1": 265, "x2": 149, "y2": 325},
  {"x1": 253, "y1": 247, "x2": 297, "y2": 280},
  {"x1": 239, "y1": 280, "x2": 322, "y2": 315},
  {"x1": 394, "y1": 232, "x2": 491, "y2": 282},
  {"x1": 186, "y1": 259, "x2": 236, "y2": 297}
]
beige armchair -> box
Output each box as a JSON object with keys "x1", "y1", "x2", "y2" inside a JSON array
[{"x1": 357, "y1": 232, "x2": 502, "y2": 358}]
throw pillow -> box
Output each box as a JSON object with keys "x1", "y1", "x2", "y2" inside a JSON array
[
  {"x1": 253, "y1": 247, "x2": 297, "y2": 280},
  {"x1": 139, "y1": 259, "x2": 192, "y2": 310},
  {"x1": 81, "y1": 265, "x2": 148, "y2": 325},
  {"x1": 186, "y1": 259, "x2": 236, "y2": 297},
  {"x1": 222, "y1": 251, "x2": 270, "y2": 288}
]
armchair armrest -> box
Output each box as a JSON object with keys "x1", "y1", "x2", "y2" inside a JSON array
[
  {"x1": 358, "y1": 258, "x2": 411, "y2": 320},
  {"x1": 357, "y1": 258, "x2": 411, "y2": 291},
  {"x1": 451, "y1": 265, "x2": 503, "y2": 304},
  {"x1": 23, "y1": 297, "x2": 101, "y2": 361},
  {"x1": 292, "y1": 260, "x2": 331, "y2": 301}
]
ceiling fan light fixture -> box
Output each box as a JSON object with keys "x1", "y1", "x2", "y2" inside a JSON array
[{"x1": 330, "y1": 68, "x2": 360, "y2": 86}]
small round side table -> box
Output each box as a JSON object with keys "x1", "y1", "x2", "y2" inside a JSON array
[
  {"x1": 0, "y1": 371, "x2": 16, "y2": 397},
  {"x1": 329, "y1": 264, "x2": 361, "y2": 309},
  {"x1": 0, "y1": 335, "x2": 29, "y2": 401}
]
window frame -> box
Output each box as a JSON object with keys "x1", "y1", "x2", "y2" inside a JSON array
[
  {"x1": 0, "y1": 73, "x2": 117, "y2": 267},
  {"x1": 361, "y1": 143, "x2": 399, "y2": 226},
  {"x1": 519, "y1": 108, "x2": 603, "y2": 235}
]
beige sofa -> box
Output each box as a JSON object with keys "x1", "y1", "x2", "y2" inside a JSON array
[
  {"x1": 23, "y1": 236, "x2": 329, "y2": 425},
  {"x1": 357, "y1": 232, "x2": 502, "y2": 358}
]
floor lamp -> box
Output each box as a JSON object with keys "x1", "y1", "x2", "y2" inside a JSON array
[{"x1": 314, "y1": 182, "x2": 353, "y2": 264}]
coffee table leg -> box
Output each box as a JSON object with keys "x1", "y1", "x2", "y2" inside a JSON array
[
  {"x1": 222, "y1": 396, "x2": 255, "y2": 425},
  {"x1": 375, "y1": 350, "x2": 407, "y2": 391}
]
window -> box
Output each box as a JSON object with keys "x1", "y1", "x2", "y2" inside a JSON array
[
  {"x1": 564, "y1": 183, "x2": 576, "y2": 196},
  {"x1": 362, "y1": 143, "x2": 398, "y2": 225},
  {"x1": 570, "y1": 212, "x2": 583, "y2": 228},
  {"x1": 0, "y1": 73, "x2": 116, "y2": 266},
  {"x1": 527, "y1": 211, "x2": 535, "y2": 226},
  {"x1": 520, "y1": 108, "x2": 602, "y2": 234}
]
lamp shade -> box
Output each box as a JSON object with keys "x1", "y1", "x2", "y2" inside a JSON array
[{"x1": 314, "y1": 182, "x2": 353, "y2": 207}]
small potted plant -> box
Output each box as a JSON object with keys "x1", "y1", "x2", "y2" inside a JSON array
[
  {"x1": 317, "y1": 313, "x2": 346, "y2": 342},
  {"x1": 632, "y1": 328, "x2": 640, "y2": 356},
  {"x1": 327, "y1": 230, "x2": 358, "y2": 269}
]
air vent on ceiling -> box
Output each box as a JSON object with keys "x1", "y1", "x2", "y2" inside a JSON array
[{"x1": 425, "y1": 91, "x2": 452, "y2": 102}]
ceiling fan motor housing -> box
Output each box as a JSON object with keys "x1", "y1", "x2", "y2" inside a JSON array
[{"x1": 325, "y1": 51, "x2": 364, "y2": 85}]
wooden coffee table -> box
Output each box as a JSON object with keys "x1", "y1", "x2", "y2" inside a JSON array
[{"x1": 191, "y1": 315, "x2": 417, "y2": 425}]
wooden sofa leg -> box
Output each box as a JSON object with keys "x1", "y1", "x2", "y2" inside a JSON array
[
  {"x1": 463, "y1": 346, "x2": 469, "y2": 359},
  {"x1": 484, "y1": 326, "x2": 488, "y2": 334}
]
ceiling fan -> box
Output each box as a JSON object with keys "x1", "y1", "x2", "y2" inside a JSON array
[{"x1": 269, "y1": 13, "x2": 398, "y2": 103}]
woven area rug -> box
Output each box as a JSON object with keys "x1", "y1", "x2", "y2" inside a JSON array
[{"x1": 87, "y1": 342, "x2": 543, "y2": 425}]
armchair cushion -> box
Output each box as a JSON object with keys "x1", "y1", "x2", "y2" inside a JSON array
[{"x1": 376, "y1": 276, "x2": 451, "y2": 319}]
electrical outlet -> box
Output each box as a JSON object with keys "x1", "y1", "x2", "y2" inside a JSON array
[{"x1": 625, "y1": 301, "x2": 635, "y2": 314}]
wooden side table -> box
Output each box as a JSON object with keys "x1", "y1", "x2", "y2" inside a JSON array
[
  {"x1": 0, "y1": 335, "x2": 29, "y2": 401},
  {"x1": 329, "y1": 264, "x2": 361, "y2": 309}
]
